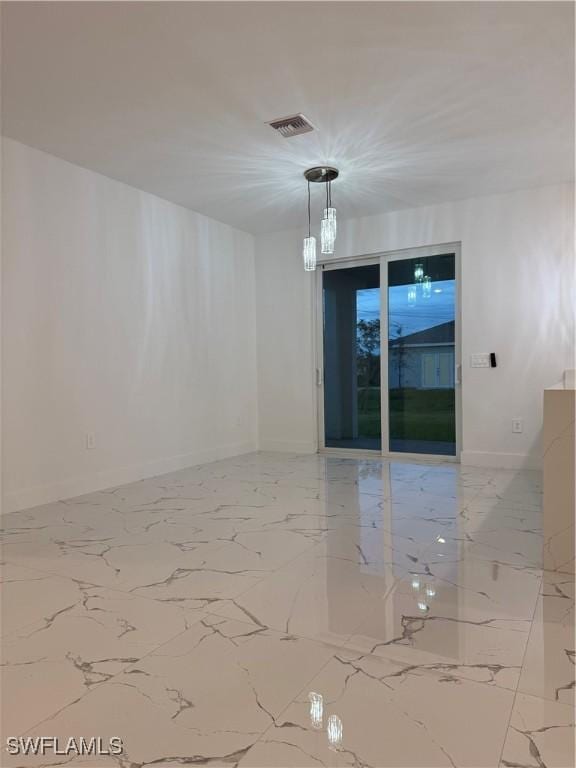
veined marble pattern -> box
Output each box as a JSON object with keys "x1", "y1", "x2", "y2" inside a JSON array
[{"x1": 0, "y1": 452, "x2": 573, "y2": 767}]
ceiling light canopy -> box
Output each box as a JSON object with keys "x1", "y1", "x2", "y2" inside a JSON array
[
  {"x1": 303, "y1": 166, "x2": 339, "y2": 184},
  {"x1": 302, "y1": 166, "x2": 339, "y2": 270}
]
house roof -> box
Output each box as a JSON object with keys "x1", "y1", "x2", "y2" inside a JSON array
[{"x1": 390, "y1": 320, "x2": 455, "y2": 347}]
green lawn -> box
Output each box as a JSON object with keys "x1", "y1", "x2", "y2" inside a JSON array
[
  {"x1": 357, "y1": 387, "x2": 455, "y2": 442},
  {"x1": 357, "y1": 387, "x2": 381, "y2": 437}
]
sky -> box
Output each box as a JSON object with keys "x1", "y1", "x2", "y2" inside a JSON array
[{"x1": 357, "y1": 279, "x2": 455, "y2": 338}]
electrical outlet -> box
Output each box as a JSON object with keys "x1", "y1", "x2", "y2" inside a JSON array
[
  {"x1": 85, "y1": 432, "x2": 96, "y2": 450},
  {"x1": 512, "y1": 419, "x2": 523, "y2": 434}
]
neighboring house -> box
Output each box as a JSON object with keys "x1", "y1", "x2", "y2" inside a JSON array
[{"x1": 389, "y1": 321, "x2": 455, "y2": 389}]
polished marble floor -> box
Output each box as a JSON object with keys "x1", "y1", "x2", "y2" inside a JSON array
[{"x1": 1, "y1": 452, "x2": 574, "y2": 767}]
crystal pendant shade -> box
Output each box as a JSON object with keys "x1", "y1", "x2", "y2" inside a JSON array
[
  {"x1": 320, "y1": 207, "x2": 337, "y2": 254},
  {"x1": 303, "y1": 236, "x2": 317, "y2": 271}
]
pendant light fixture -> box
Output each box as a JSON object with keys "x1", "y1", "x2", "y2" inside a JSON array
[
  {"x1": 321, "y1": 177, "x2": 337, "y2": 255},
  {"x1": 303, "y1": 180, "x2": 316, "y2": 271},
  {"x1": 303, "y1": 166, "x2": 339, "y2": 270}
]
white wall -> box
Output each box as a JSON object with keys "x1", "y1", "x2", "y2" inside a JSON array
[
  {"x1": 2, "y1": 139, "x2": 258, "y2": 512},
  {"x1": 2, "y1": 141, "x2": 572, "y2": 515},
  {"x1": 255, "y1": 183, "x2": 575, "y2": 468}
]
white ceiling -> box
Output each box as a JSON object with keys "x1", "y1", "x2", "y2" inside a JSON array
[{"x1": 2, "y1": 1, "x2": 573, "y2": 234}]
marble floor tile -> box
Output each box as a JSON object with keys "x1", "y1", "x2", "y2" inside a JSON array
[
  {"x1": 346, "y1": 527, "x2": 543, "y2": 678},
  {"x1": 240, "y1": 651, "x2": 515, "y2": 767},
  {"x1": 408, "y1": 551, "x2": 543, "y2": 615},
  {"x1": 1, "y1": 562, "x2": 83, "y2": 637},
  {"x1": 500, "y1": 693, "x2": 575, "y2": 768},
  {"x1": 2, "y1": 616, "x2": 336, "y2": 767},
  {"x1": 345, "y1": 609, "x2": 528, "y2": 691},
  {"x1": 415, "y1": 528, "x2": 544, "y2": 570},
  {"x1": 1, "y1": 580, "x2": 204, "y2": 736},
  {"x1": 543, "y1": 524, "x2": 576, "y2": 576},
  {"x1": 1, "y1": 535, "x2": 268, "y2": 603},
  {"x1": 316, "y1": 524, "x2": 424, "y2": 574},
  {"x1": 0, "y1": 452, "x2": 564, "y2": 768},
  {"x1": 517, "y1": 572, "x2": 575, "y2": 705},
  {"x1": 458, "y1": 496, "x2": 543, "y2": 528},
  {"x1": 209, "y1": 542, "x2": 397, "y2": 646}
]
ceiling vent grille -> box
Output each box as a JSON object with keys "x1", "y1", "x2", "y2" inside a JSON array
[{"x1": 267, "y1": 113, "x2": 315, "y2": 138}]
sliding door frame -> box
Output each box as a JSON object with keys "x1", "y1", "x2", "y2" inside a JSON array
[
  {"x1": 380, "y1": 243, "x2": 462, "y2": 462},
  {"x1": 315, "y1": 242, "x2": 462, "y2": 462},
  {"x1": 315, "y1": 255, "x2": 382, "y2": 455}
]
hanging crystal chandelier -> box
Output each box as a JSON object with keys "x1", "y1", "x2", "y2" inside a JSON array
[{"x1": 303, "y1": 166, "x2": 339, "y2": 269}]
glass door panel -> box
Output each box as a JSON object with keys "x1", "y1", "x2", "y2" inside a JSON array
[
  {"x1": 323, "y1": 264, "x2": 381, "y2": 450},
  {"x1": 387, "y1": 253, "x2": 456, "y2": 455}
]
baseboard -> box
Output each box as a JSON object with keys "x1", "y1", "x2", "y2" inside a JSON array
[
  {"x1": 2, "y1": 441, "x2": 258, "y2": 514},
  {"x1": 258, "y1": 439, "x2": 317, "y2": 454},
  {"x1": 460, "y1": 450, "x2": 541, "y2": 470}
]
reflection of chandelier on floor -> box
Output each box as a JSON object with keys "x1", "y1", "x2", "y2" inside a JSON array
[
  {"x1": 302, "y1": 166, "x2": 339, "y2": 271},
  {"x1": 408, "y1": 262, "x2": 432, "y2": 303}
]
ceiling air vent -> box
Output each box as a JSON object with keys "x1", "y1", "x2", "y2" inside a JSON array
[{"x1": 267, "y1": 113, "x2": 315, "y2": 138}]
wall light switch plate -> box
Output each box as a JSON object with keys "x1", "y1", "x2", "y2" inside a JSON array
[
  {"x1": 512, "y1": 419, "x2": 523, "y2": 434},
  {"x1": 85, "y1": 432, "x2": 96, "y2": 450},
  {"x1": 470, "y1": 353, "x2": 490, "y2": 368}
]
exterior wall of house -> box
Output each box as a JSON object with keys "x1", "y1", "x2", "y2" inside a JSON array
[{"x1": 389, "y1": 345, "x2": 455, "y2": 389}]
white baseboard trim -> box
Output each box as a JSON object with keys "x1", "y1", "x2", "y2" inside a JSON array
[
  {"x1": 460, "y1": 450, "x2": 541, "y2": 470},
  {"x1": 258, "y1": 439, "x2": 317, "y2": 454},
  {"x1": 2, "y1": 441, "x2": 258, "y2": 514}
]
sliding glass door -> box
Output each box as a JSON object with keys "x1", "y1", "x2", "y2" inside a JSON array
[
  {"x1": 323, "y1": 264, "x2": 381, "y2": 450},
  {"x1": 386, "y1": 252, "x2": 457, "y2": 456},
  {"x1": 319, "y1": 247, "x2": 460, "y2": 457}
]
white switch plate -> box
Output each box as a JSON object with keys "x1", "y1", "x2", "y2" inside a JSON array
[
  {"x1": 470, "y1": 353, "x2": 490, "y2": 368},
  {"x1": 85, "y1": 432, "x2": 96, "y2": 450},
  {"x1": 512, "y1": 419, "x2": 523, "y2": 434}
]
